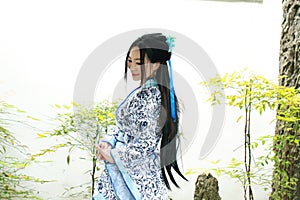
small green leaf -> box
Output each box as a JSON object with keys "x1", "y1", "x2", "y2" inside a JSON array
[
  {"x1": 26, "y1": 115, "x2": 40, "y2": 121},
  {"x1": 16, "y1": 109, "x2": 26, "y2": 113},
  {"x1": 37, "y1": 133, "x2": 47, "y2": 138},
  {"x1": 236, "y1": 115, "x2": 243, "y2": 122},
  {"x1": 63, "y1": 105, "x2": 71, "y2": 109},
  {"x1": 259, "y1": 107, "x2": 263, "y2": 115},
  {"x1": 67, "y1": 155, "x2": 70, "y2": 165},
  {"x1": 211, "y1": 160, "x2": 221, "y2": 164}
]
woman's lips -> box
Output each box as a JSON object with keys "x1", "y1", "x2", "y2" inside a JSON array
[{"x1": 132, "y1": 73, "x2": 139, "y2": 76}]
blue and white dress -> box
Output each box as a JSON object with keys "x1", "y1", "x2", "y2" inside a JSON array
[{"x1": 93, "y1": 78, "x2": 168, "y2": 200}]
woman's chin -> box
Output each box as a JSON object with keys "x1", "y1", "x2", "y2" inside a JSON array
[{"x1": 132, "y1": 77, "x2": 141, "y2": 81}]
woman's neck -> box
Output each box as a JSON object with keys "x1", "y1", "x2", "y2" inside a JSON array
[{"x1": 140, "y1": 77, "x2": 153, "y2": 84}]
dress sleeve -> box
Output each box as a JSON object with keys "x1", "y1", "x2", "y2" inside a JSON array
[
  {"x1": 101, "y1": 126, "x2": 119, "y2": 148},
  {"x1": 110, "y1": 87, "x2": 161, "y2": 169}
]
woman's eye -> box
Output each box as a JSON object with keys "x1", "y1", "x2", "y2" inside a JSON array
[
  {"x1": 136, "y1": 63, "x2": 141, "y2": 65},
  {"x1": 128, "y1": 60, "x2": 132, "y2": 63}
]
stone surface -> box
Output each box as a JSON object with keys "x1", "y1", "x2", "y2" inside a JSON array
[{"x1": 194, "y1": 173, "x2": 221, "y2": 200}]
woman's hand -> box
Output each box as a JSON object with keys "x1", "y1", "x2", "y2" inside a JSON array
[
  {"x1": 95, "y1": 142, "x2": 114, "y2": 164},
  {"x1": 98, "y1": 142, "x2": 111, "y2": 149}
]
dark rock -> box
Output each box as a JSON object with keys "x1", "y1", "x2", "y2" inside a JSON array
[{"x1": 194, "y1": 173, "x2": 221, "y2": 200}]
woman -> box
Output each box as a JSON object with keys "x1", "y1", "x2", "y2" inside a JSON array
[{"x1": 93, "y1": 33, "x2": 187, "y2": 200}]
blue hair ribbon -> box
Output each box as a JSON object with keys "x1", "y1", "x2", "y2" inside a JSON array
[
  {"x1": 165, "y1": 35, "x2": 176, "y2": 122},
  {"x1": 168, "y1": 59, "x2": 176, "y2": 122}
]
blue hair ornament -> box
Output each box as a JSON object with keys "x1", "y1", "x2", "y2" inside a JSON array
[
  {"x1": 165, "y1": 35, "x2": 177, "y2": 122},
  {"x1": 166, "y1": 35, "x2": 175, "y2": 52}
]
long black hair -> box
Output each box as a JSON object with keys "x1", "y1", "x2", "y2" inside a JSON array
[{"x1": 124, "y1": 33, "x2": 188, "y2": 189}]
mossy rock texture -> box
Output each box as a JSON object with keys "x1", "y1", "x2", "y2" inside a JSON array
[{"x1": 194, "y1": 173, "x2": 221, "y2": 200}]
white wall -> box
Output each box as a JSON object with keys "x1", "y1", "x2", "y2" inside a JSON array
[{"x1": 0, "y1": 0, "x2": 282, "y2": 199}]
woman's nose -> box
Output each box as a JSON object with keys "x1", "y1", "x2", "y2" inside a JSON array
[{"x1": 129, "y1": 63, "x2": 137, "y2": 69}]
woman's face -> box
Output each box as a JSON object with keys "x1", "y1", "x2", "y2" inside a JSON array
[{"x1": 127, "y1": 46, "x2": 160, "y2": 82}]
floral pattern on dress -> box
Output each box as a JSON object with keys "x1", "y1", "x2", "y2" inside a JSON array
[{"x1": 95, "y1": 79, "x2": 168, "y2": 200}]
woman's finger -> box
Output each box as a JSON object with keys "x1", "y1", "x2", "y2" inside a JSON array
[
  {"x1": 97, "y1": 151, "x2": 105, "y2": 160},
  {"x1": 97, "y1": 142, "x2": 112, "y2": 150},
  {"x1": 95, "y1": 145, "x2": 105, "y2": 160},
  {"x1": 98, "y1": 148, "x2": 114, "y2": 163}
]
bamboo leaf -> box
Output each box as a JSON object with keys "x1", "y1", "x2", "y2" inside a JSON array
[
  {"x1": 67, "y1": 155, "x2": 70, "y2": 165},
  {"x1": 26, "y1": 115, "x2": 40, "y2": 121},
  {"x1": 37, "y1": 133, "x2": 47, "y2": 138},
  {"x1": 236, "y1": 115, "x2": 243, "y2": 122}
]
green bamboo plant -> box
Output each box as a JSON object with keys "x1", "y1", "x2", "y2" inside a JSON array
[
  {"x1": 187, "y1": 70, "x2": 299, "y2": 200},
  {"x1": 35, "y1": 100, "x2": 118, "y2": 199},
  {"x1": 0, "y1": 100, "x2": 50, "y2": 199}
]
